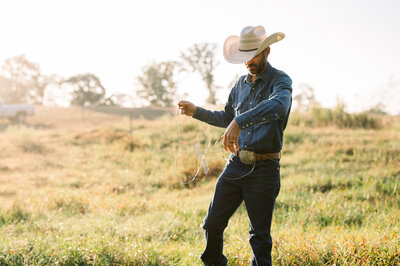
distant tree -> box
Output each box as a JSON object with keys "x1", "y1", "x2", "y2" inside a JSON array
[
  {"x1": 101, "y1": 94, "x2": 118, "y2": 107},
  {"x1": 62, "y1": 73, "x2": 106, "y2": 106},
  {"x1": 0, "y1": 54, "x2": 47, "y2": 104},
  {"x1": 180, "y1": 43, "x2": 220, "y2": 105},
  {"x1": 366, "y1": 103, "x2": 387, "y2": 115},
  {"x1": 136, "y1": 61, "x2": 177, "y2": 107},
  {"x1": 0, "y1": 75, "x2": 12, "y2": 99},
  {"x1": 293, "y1": 83, "x2": 317, "y2": 112},
  {"x1": 373, "y1": 74, "x2": 400, "y2": 115},
  {"x1": 42, "y1": 75, "x2": 70, "y2": 106},
  {"x1": 99, "y1": 93, "x2": 133, "y2": 107},
  {"x1": 103, "y1": 93, "x2": 135, "y2": 107}
]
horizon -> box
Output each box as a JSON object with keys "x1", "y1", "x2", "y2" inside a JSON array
[{"x1": 0, "y1": 0, "x2": 399, "y2": 114}]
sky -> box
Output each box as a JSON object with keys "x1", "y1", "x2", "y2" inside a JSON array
[{"x1": 0, "y1": 0, "x2": 399, "y2": 114}]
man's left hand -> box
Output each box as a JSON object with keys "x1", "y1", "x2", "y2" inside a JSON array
[{"x1": 223, "y1": 119, "x2": 241, "y2": 154}]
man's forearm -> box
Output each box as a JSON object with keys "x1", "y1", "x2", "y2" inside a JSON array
[
  {"x1": 235, "y1": 91, "x2": 291, "y2": 130},
  {"x1": 193, "y1": 106, "x2": 233, "y2": 128}
]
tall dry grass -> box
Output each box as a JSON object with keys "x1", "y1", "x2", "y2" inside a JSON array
[{"x1": 0, "y1": 106, "x2": 399, "y2": 265}]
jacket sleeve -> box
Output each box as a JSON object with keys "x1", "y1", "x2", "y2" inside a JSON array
[
  {"x1": 234, "y1": 74, "x2": 292, "y2": 130},
  {"x1": 192, "y1": 90, "x2": 235, "y2": 128}
]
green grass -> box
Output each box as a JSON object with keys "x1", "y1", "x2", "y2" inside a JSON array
[{"x1": 0, "y1": 106, "x2": 399, "y2": 265}]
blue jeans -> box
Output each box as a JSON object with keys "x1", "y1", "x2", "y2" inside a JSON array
[{"x1": 200, "y1": 156, "x2": 281, "y2": 266}]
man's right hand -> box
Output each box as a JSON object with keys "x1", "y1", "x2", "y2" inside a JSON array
[{"x1": 177, "y1": 100, "x2": 196, "y2": 117}]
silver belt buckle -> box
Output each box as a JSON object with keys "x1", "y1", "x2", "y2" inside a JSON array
[{"x1": 238, "y1": 150, "x2": 256, "y2": 164}]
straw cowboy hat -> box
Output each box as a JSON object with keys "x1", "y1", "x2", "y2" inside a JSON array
[{"x1": 223, "y1": 25, "x2": 285, "y2": 64}]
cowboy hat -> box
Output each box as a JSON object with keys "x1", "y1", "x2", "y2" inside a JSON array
[{"x1": 223, "y1": 25, "x2": 285, "y2": 64}]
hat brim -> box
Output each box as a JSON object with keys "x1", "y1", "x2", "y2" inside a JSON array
[{"x1": 223, "y1": 32, "x2": 285, "y2": 64}]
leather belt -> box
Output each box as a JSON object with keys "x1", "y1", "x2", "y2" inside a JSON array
[
  {"x1": 254, "y1": 152, "x2": 281, "y2": 161},
  {"x1": 238, "y1": 150, "x2": 281, "y2": 164}
]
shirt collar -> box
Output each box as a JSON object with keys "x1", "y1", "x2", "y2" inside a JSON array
[{"x1": 245, "y1": 62, "x2": 272, "y2": 84}]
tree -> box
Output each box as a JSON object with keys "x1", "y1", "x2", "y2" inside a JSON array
[
  {"x1": 180, "y1": 43, "x2": 220, "y2": 105},
  {"x1": 0, "y1": 54, "x2": 47, "y2": 104},
  {"x1": 0, "y1": 75, "x2": 12, "y2": 100},
  {"x1": 42, "y1": 75, "x2": 72, "y2": 107},
  {"x1": 293, "y1": 83, "x2": 317, "y2": 112},
  {"x1": 136, "y1": 61, "x2": 177, "y2": 107},
  {"x1": 62, "y1": 73, "x2": 106, "y2": 106},
  {"x1": 374, "y1": 74, "x2": 400, "y2": 115},
  {"x1": 101, "y1": 93, "x2": 134, "y2": 107}
]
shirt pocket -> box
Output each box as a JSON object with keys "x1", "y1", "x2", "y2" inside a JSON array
[{"x1": 257, "y1": 89, "x2": 271, "y2": 104}]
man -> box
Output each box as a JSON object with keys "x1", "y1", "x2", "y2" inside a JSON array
[{"x1": 178, "y1": 25, "x2": 292, "y2": 266}]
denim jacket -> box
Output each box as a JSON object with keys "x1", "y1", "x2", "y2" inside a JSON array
[{"x1": 193, "y1": 63, "x2": 292, "y2": 153}]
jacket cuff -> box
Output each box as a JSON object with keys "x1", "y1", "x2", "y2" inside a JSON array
[
  {"x1": 234, "y1": 113, "x2": 249, "y2": 130},
  {"x1": 235, "y1": 112, "x2": 280, "y2": 129}
]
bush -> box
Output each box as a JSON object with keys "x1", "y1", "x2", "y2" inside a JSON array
[{"x1": 310, "y1": 104, "x2": 381, "y2": 129}]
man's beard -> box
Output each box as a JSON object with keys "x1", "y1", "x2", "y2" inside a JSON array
[
  {"x1": 247, "y1": 60, "x2": 267, "y2": 76},
  {"x1": 247, "y1": 63, "x2": 258, "y2": 75}
]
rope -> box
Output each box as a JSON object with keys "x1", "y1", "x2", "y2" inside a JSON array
[
  {"x1": 220, "y1": 155, "x2": 280, "y2": 181},
  {"x1": 173, "y1": 111, "x2": 280, "y2": 184},
  {"x1": 173, "y1": 110, "x2": 217, "y2": 185}
]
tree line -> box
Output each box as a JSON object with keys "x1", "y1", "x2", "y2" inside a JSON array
[{"x1": 0, "y1": 43, "x2": 220, "y2": 107}]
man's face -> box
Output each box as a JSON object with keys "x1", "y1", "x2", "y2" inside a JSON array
[{"x1": 245, "y1": 48, "x2": 269, "y2": 77}]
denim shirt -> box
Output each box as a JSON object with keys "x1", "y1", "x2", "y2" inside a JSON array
[{"x1": 193, "y1": 63, "x2": 292, "y2": 153}]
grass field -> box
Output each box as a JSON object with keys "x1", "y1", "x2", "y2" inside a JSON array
[{"x1": 0, "y1": 106, "x2": 399, "y2": 265}]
